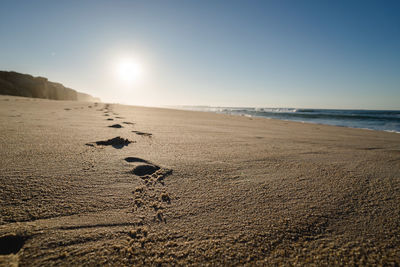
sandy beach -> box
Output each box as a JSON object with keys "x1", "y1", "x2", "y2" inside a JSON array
[{"x1": 0, "y1": 95, "x2": 399, "y2": 266}]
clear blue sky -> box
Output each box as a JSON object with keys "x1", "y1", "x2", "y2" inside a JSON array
[{"x1": 0, "y1": 0, "x2": 399, "y2": 109}]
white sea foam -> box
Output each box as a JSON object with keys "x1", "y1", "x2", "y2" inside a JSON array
[{"x1": 174, "y1": 106, "x2": 400, "y2": 133}]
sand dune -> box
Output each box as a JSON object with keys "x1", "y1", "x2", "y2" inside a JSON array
[{"x1": 0, "y1": 95, "x2": 399, "y2": 265}]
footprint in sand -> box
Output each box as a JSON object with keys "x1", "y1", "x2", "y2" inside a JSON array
[
  {"x1": 126, "y1": 157, "x2": 172, "y2": 223},
  {"x1": 125, "y1": 157, "x2": 172, "y2": 183},
  {"x1": 125, "y1": 157, "x2": 160, "y2": 175},
  {"x1": 131, "y1": 164, "x2": 160, "y2": 176},
  {"x1": 125, "y1": 157, "x2": 151, "y2": 163},
  {"x1": 86, "y1": 136, "x2": 134, "y2": 149},
  {"x1": 132, "y1": 131, "x2": 152, "y2": 137},
  {"x1": 108, "y1": 124, "x2": 123, "y2": 128},
  {"x1": 123, "y1": 122, "x2": 135, "y2": 125},
  {"x1": 106, "y1": 118, "x2": 114, "y2": 121}
]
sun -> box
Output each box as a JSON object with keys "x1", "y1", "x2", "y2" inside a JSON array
[{"x1": 115, "y1": 58, "x2": 142, "y2": 84}]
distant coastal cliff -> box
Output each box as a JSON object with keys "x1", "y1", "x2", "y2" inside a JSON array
[{"x1": 0, "y1": 71, "x2": 100, "y2": 102}]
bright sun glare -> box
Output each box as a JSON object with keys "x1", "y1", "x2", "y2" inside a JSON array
[{"x1": 115, "y1": 58, "x2": 142, "y2": 84}]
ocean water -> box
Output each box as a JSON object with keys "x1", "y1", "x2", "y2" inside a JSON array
[{"x1": 178, "y1": 106, "x2": 400, "y2": 133}]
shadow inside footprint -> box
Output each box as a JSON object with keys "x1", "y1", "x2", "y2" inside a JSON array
[
  {"x1": 123, "y1": 122, "x2": 135, "y2": 125},
  {"x1": 125, "y1": 157, "x2": 150, "y2": 164},
  {"x1": 109, "y1": 124, "x2": 123, "y2": 128},
  {"x1": 106, "y1": 118, "x2": 114, "y2": 121},
  {"x1": 90, "y1": 136, "x2": 133, "y2": 149},
  {"x1": 0, "y1": 235, "x2": 26, "y2": 255},
  {"x1": 131, "y1": 164, "x2": 160, "y2": 176}
]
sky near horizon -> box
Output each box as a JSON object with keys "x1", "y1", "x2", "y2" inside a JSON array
[{"x1": 0, "y1": 0, "x2": 399, "y2": 109}]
